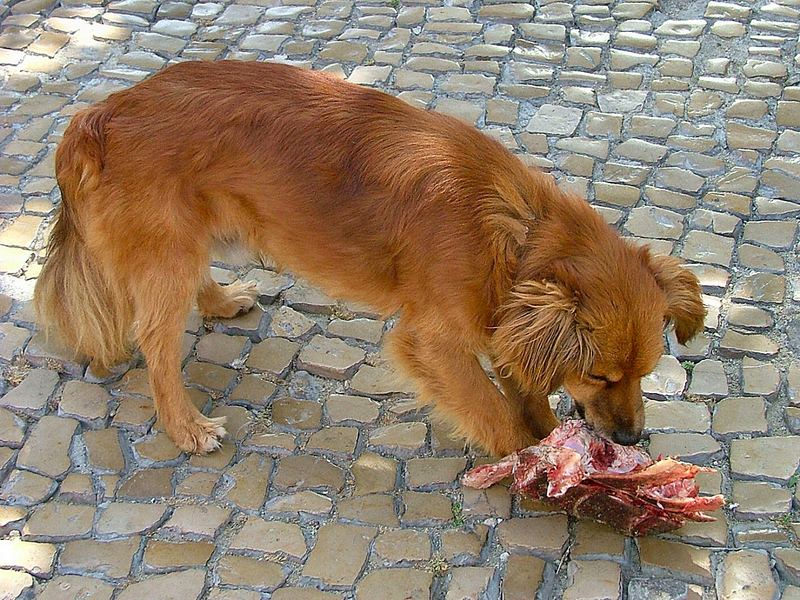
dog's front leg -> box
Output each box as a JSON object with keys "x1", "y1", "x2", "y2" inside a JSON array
[
  {"x1": 389, "y1": 323, "x2": 536, "y2": 457},
  {"x1": 496, "y1": 373, "x2": 560, "y2": 440}
]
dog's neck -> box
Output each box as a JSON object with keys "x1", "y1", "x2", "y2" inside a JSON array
[{"x1": 511, "y1": 186, "x2": 619, "y2": 287}]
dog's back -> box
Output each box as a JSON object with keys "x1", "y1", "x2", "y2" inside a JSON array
[{"x1": 36, "y1": 61, "x2": 541, "y2": 360}]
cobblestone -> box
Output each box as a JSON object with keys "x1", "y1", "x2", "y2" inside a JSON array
[
  {"x1": 731, "y1": 481, "x2": 791, "y2": 519},
  {"x1": 274, "y1": 454, "x2": 343, "y2": 492},
  {"x1": 645, "y1": 400, "x2": 710, "y2": 432},
  {"x1": 716, "y1": 549, "x2": 777, "y2": 600},
  {"x1": 143, "y1": 540, "x2": 214, "y2": 569},
  {"x1": 0, "y1": 538, "x2": 56, "y2": 576},
  {"x1": 374, "y1": 528, "x2": 430, "y2": 563},
  {"x1": 83, "y1": 428, "x2": 125, "y2": 472},
  {"x1": 16, "y1": 415, "x2": 77, "y2": 478},
  {"x1": 296, "y1": 334, "x2": 365, "y2": 379},
  {"x1": 446, "y1": 566, "x2": 493, "y2": 600},
  {"x1": 59, "y1": 537, "x2": 139, "y2": 579},
  {"x1": 775, "y1": 549, "x2": 800, "y2": 586},
  {"x1": 649, "y1": 432, "x2": 722, "y2": 463},
  {"x1": 303, "y1": 523, "x2": 375, "y2": 585},
  {"x1": 23, "y1": 502, "x2": 94, "y2": 541},
  {"x1": 730, "y1": 437, "x2": 800, "y2": 482},
  {"x1": 117, "y1": 569, "x2": 205, "y2": 600},
  {"x1": 216, "y1": 554, "x2": 284, "y2": 590},
  {"x1": 497, "y1": 515, "x2": 569, "y2": 559},
  {"x1": 0, "y1": 368, "x2": 58, "y2": 415},
  {"x1": 0, "y1": 406, "x2": 25, "y2": 447},
  {"x1": 1, "y1": 469, "x2": 57, "y2": 505},
  {"x1": 95, "y1": 502, "x2": 167, "y2": 536},
  {"x1": 2, "y1": 1, "x2": 799, "y2": 596},
  {"x1": 163, "y1": 505, "x2": 230, "y2": 538},
  {"x1": 573, "y1": 521, "x2": 626, "y2": 560},
  {"x1": 639, "y1": 538, "x2": 713, "y2": 585},
  {"x1": 687, "y1": 359, "x2": 728, "y2": 397},
  {"x1": 564, "y1": 560, "x2": 622, "y2": 600},
  {"x1": 712, "y1": 396, "x2": 768, "y2": 436},
  {"x1": 58, "y1": 380, "x2": 109, "y2": 423},
  {"x1": 229, "y1": 517, "x2": 306, "y2": 558},
  {"x1": 0, "y1": 570, "x2": 34, "y2": 599},
  {"x1": 356, "y1": 568, "x2": 432, "y2": 600},
  {"x1": 503, "y1": 554, "x2": 546, "y2": 599}
]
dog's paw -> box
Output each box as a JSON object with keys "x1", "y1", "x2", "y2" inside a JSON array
[
  {"x1": 173, "y1": 416, "x2": 227, "y2": 454},
  {"x1": 227, "y1": 280, "x2": 259, "y2": 314},
  {"x1": 201, "y1": 280, "x2": 259, "y2": 319},
  {"x1": 487, "y1": 428, "x2": 538, "y2": 457}
]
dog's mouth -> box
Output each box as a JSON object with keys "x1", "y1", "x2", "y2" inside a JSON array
[{"x1": 574, "y1": 402, "x2": 586, "y2": 419}]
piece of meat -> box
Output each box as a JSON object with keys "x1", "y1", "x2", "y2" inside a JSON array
[{"x1": 462, "y1": 419, "x2": 725, "y2": 536}]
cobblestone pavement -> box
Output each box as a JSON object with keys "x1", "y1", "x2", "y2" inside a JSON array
[{"x1": 0, "y1": 0, "x2": 799, "y2": 598}]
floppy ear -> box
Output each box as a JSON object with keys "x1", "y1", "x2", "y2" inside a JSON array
[
  {"x1": 648, "y1": 254, "x2": 705, "y2": 344},
  {"x1": 492, "y1": 280, "x2": 595, "y2": 396}
]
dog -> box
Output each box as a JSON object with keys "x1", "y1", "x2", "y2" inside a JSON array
[{"x1": 35, "y1": 61, "x2": 705, "y2": 456}]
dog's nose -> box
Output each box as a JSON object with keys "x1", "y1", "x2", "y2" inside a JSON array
[{"x1": 611, "y1": 429, "x2": 641, "y2": 446}]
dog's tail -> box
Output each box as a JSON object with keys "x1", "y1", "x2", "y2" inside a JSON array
[{"x1": 34, "y1": 107, "x2": 134, "y2": 371}]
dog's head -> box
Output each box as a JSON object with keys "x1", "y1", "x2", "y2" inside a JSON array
[{"x1": 493, "y1": 245, "x2": 705, "y2": 446}]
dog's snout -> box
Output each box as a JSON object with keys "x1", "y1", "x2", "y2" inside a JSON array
[{"x1": 611, "y1": 429, "x2": 641, "y2": 446}]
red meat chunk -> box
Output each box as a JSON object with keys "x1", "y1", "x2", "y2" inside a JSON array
[{"x1": 462, "y1": 420, "x2": 725, "y2": 537}]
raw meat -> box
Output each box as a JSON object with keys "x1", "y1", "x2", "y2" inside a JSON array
[{"x1": 462, "y1": 419, "x2": 725, "y2": 536}]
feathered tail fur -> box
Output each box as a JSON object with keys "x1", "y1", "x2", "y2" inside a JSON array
[{"x1": 34, "y1": 107, "x2": 133, "y2": 371}]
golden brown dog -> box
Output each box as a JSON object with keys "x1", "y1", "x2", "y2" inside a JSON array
[{"x1": 35, "y1": 61, "x2": 705, "y2": 455}]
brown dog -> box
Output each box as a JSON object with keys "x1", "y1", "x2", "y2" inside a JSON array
[{"x1": 35, "y1": 61, "x2": 705, "y2": 456}]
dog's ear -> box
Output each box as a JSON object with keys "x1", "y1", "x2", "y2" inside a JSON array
[
  {"x1": 647, "y1": 254, "x2": 705, "y2": 344},
  {"x1": 492, "y1": 280, "x2": 595, "y2": 396}
]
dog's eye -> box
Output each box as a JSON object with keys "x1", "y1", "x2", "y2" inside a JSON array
[{"x1": 587, "y1": 374, "x2": 611, "y2": 385}]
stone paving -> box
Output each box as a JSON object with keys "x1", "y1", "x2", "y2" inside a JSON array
[{"x1": 0, "y1": 0, "x2": 799, "y2": 597}]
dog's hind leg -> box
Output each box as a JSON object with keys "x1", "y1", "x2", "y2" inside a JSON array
[
  {"x1": 133, "y1": 261, "x2": 227, "y2": 454},
  {"x1": 197, "y1": 272, "x2": 258, "y2": 319},
  {"x1": 388, "y1": 320, "x2": 536, "y2": 457}
]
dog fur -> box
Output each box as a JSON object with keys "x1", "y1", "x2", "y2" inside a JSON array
[{"x1": 35, "y1": 61, "x2": 705, "y2": 455}]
